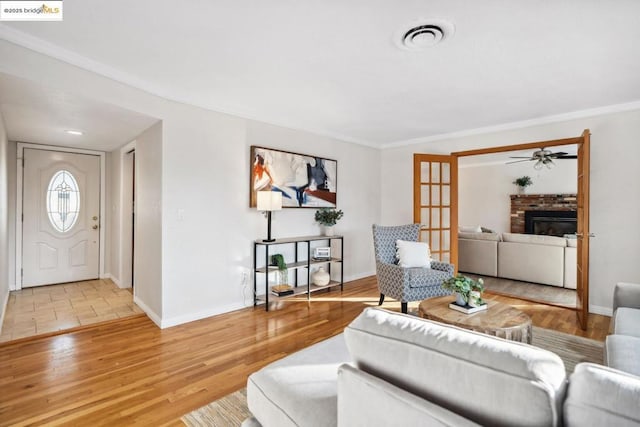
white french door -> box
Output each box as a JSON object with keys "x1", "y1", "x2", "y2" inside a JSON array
[{"x1": 21, "y1": 148, "x2": 101, "y2": 287}]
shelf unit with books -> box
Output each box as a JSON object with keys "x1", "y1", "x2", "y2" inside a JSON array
[{"x1": 253, "y1": 235, "x2": 344, "y2": 311}]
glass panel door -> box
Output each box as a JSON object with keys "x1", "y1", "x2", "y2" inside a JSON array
[{"x1": 413, "y1": 154, "x2": 458, "y2": 267}]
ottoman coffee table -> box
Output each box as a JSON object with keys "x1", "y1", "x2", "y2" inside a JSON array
[{"x1": 418, "y1": 295, "x2": 533, "y2": 343}]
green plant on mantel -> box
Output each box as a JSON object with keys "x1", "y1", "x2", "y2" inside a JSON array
[
  {"x1": 270, "y1": 254, "x2": 288, "y2": 285},
  {"x1": 513, "y1": 176, "x2": 533, "y2": 188},
  {"x1": 314, "y1": 208, "x2": 344, "y2": 226},
  {"x1": 442, "y1": 274, "x2": 485, "y2": 304}
]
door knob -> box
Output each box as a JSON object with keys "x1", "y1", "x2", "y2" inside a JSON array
[
  {"x1": 575, "y1": 233, "x2": 595, "y2": 238},
  {"x1": 92, "y1": 225, "x2": 99, "y2": 230},
  {"x1": 92, "y1": 216, "x2": 98, "y2": 221}
]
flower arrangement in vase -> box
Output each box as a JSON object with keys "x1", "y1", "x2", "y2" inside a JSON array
[{"x1": 442, "y1": 274, "x2": 485, "y2": 307}]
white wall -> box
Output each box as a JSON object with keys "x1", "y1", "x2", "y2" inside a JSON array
[
  {"x1": 459, "y1": 160, "x2": 577, "y2": 233},
  {"x1": 0, "y1": 111, "x2": 9, "y2": 328},
  {"x1": 0, "y1": 40, "x2": 380, "y2": 327},
  {"x1": 381, "y1": 109, "x2": 640, "y2": 314},
  {"x1": 132, "y1": 122, "x2": 163, "y2": 322}
]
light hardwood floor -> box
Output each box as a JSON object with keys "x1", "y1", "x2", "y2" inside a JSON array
[{"x1": 0, "y1": 276, "x2": 610, "y2": 426}]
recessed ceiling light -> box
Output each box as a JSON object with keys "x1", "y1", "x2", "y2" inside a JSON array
[
  {"x1": 395, "y1": 20, "x2": 455, "y2": 51},
  {"x1": 65, "y1": 130, "x2": 83, "y2": 136}
]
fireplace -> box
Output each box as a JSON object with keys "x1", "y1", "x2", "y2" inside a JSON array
[{"x1": 524, "y1": 210, "x2": 577, "y2": 237}]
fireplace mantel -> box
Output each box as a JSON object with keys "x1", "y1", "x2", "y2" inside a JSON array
[{"x1": 510, "y1": 194, "x2": 577, "y2": 234}]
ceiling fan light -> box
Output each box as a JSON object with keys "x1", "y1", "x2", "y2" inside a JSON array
[{"x1": 534, "y1": 160, "x2": 543, "y2": 170}]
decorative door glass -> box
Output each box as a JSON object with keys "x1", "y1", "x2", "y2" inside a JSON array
[{"x1": 47, "y1": 170, "x2": 80, "y2": 232}]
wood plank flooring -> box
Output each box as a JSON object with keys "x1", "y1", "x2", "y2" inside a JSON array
[{"x1": 0, "y1": 276, "x2": 610, "y2": 426}]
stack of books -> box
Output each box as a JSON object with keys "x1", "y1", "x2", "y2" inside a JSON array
[
  {"x1": 449, "y1": 301, "x2": 488, "y2": 314},
  {"x1": 271, "y1": 285, "x2": 294, "y2": 297}
]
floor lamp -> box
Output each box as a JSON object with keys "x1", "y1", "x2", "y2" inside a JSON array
[{"x1": 257, "y1": 191, "x2": 282, "y2": 242}]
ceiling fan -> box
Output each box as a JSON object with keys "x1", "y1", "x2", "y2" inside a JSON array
[{"x1": 507, "y1": 148, "x2": 577, "y2": 170}]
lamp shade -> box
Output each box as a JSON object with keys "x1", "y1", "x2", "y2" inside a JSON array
[{"x1": 257, "y1": 191, "x2": 282, "y2": 211}]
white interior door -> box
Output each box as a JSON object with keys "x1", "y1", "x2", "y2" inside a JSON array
[{"x1": 22, "y1": 148, "x2": 101, "y2": 287}]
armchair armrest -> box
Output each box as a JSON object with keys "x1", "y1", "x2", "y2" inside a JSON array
[
  {"x1": 431, "y1": 260, "x2": 454, "y2": 275},
  {"x1": 613, "y1": 282, "x2": 640, "y2": 312}
]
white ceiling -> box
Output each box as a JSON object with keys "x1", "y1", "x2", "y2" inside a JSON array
[
  {"x1": 2, "y1": 1, "x2": 640, "y2": 148},
  {"x1": 0, "y1": 73, "x2": 158, "y2": 151}
]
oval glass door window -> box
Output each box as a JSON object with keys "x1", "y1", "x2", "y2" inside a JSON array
[{"x1": 47, "y1": 170, "x2": 80, "y2": 232}]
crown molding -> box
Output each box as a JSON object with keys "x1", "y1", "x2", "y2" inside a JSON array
[
  {"x1": 0, "y1": 24, "x2": 378, "y2": 149},
  {"x1": 381, "y1": 100, "x2": 640, "y2": 150}
]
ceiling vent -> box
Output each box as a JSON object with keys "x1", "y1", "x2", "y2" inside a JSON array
[{"x1": 396, "y1": 20, "x2": 454, "y2": 50}]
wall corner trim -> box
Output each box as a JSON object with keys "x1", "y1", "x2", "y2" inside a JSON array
[
  {"x1": 0, "y1": 289, "x2": 10, "y2": 335},
  {"x1": 133, "y1": 295, "x2": 162, "y2": 328}
]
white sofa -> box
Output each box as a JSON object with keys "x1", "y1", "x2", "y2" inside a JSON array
[
  {"x1": 605, "y1": 282, "x2": 640, "y2": 376},
  {"x1": 458, "y1": 231, "x2": 577, "y2": 288},
  {"x1": 244, "y1": 307, "x2": 640, "y2": 427}
]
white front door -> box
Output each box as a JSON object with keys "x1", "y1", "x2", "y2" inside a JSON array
[{"x1": 22, "y1": 148, "x2": 101, "y2": 287}]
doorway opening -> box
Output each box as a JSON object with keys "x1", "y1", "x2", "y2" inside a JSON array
[{"x1": 415, "y1": 130, "x2": 591, "y2": 329}]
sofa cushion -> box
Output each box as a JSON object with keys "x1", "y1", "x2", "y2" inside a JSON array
[
  {"x1": 564, "y1": 363, "x2": 640, "y2": 426},
  {"x1": 246, "y1": 334, "x2": 350, "y2": 427},
  {"x1": 498, "y1": 241, "x2": 565, "y2": 287},
  {"x1": 458, "y1": 238, "x2": 498, "y2": 277},
  {"x1": 337, "y1": 363, "x2": 480, "y2": 427},
  {"x1": 605, "y1": 335, "x2": 640, "y2": 376},
  {"x1": 459, "y1": 225, "x2": 482, "y2": 233},
  {"x1": 344, "y1": 307, "x2": 567, "y2": 427},
  {"x1": 613, "y1": 307, "x2": 640, "y2": 337},
  {"x1": 563, "y1": 246, "x2": 577, "y2": 289},
  {"x1": 502, "y1": 232, "x2": 567, "y2": 247},
  {"x1": 458, "y1": 231, "x2": 501, "y2": 241}
]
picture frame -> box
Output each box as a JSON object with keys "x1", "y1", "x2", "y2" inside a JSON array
[{"x1": 250, "y1": 146, "x2": 337, "y2": 208}]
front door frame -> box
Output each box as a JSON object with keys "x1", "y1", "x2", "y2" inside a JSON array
[{"x1": 15, "y1": 143, "x2": 106, "y2": 290}]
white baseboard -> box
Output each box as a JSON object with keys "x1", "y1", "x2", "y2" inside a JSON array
[
  {"x1": 343, "y1": 271, "x2": 375, "y2": 283},
  {"x1": 589, "y1": 304, "x2": 613, "y2": 317},
  {"x1": 138, "y1": 270, "x2": 376, "y2": 330},
  {"x1": 101, "y1": 273, "x2": 131, "y2": 289},
  {"x1": 133, "y1": 295, "x2": 162, "y2": 328},
  {"x1": 160, "y1": 302, "x2": 246, "y2": 329},
  {"x1": 0, "y1": 289, "x2": 10, "y2": 335}
]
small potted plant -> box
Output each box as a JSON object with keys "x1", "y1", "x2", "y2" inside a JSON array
[
  {"x1": 442, "y1": 274, "x2": 485, "y2": 307},
  {"x1": 270, "y1": 254, "x2": 289, "y2": 287},
  {"x1": 512, "y1": 176, "x2": 533, "y2": 195},
  {"x1": 314, "y1": 208, "x2": 344, "y2": 236}
]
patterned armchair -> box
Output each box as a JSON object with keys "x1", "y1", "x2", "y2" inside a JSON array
[{"x1": 372, "y1": 224, "x2": 454, "y2": 313}]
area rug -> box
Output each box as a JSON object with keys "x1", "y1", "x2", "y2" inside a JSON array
[{"x1": 181, "y1": 328, "x2": 604, "y2": 426}]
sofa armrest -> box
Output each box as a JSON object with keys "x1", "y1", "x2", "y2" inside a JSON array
[
  {"x1": 564, "y1": 363, "x2": 640, "y2": 427},
  {"x1": 431, "y1": 260, "x2": 454, "y2": 275},
  {"x1": 613, "y1": 282, "x2": 640, "y2": 312}
]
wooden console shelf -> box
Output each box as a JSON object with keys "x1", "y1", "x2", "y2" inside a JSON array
[{"x1": 253, "y1": 235, "x2": 344, "y2": 311}]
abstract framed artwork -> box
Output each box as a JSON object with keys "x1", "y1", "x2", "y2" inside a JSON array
[{"x1": 250, "y1": 146, "x2": 337, "y2": 208}]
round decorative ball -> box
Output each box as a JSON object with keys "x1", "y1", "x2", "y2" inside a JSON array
[{"x1": 312, "y1": 267, "x2": 330, "y2": 286}]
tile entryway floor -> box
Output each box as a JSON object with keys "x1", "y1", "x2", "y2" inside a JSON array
[{"x1": 0, "y1": 279, "x2": 143, "y2": 342}]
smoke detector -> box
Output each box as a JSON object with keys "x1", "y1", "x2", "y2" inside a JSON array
[{"x1": 395, "y1": 20, "x2": 454, "y2": 50}]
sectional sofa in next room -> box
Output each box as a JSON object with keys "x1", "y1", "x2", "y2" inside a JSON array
[{"x1": 458, "y1": 231, "x2": 577, "y2": 289}]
